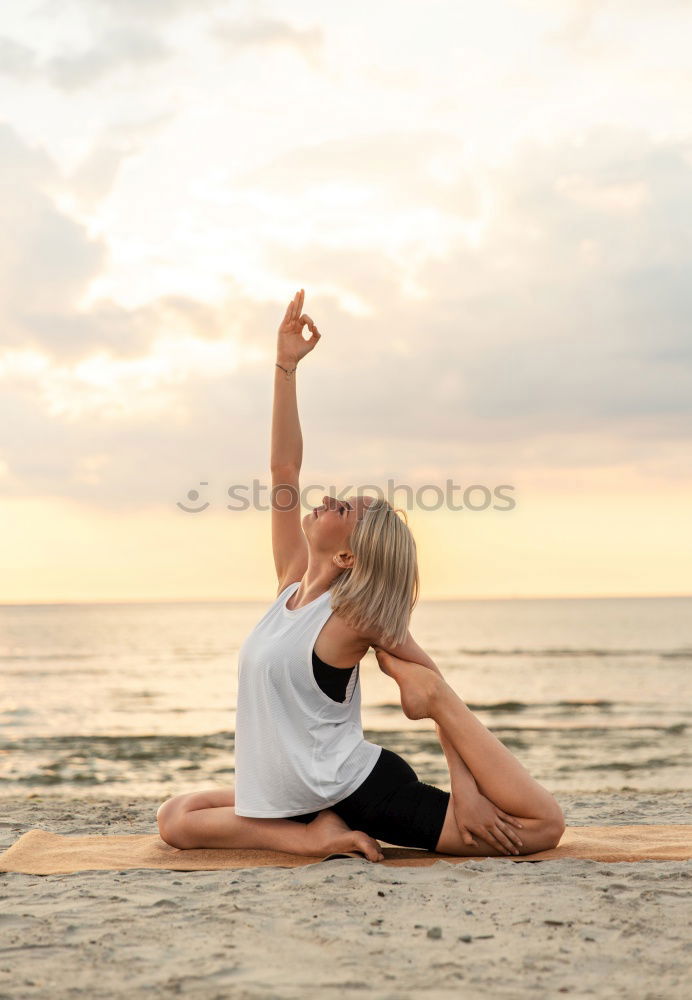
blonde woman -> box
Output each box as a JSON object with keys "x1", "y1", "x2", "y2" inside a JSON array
[{"x1": 157, "y1": 289, "x2": 565, "y2": 862}]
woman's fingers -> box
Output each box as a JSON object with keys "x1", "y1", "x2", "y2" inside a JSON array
[
  {"x1": 286, "y1": 289, "x2": 304, "y2": 323},
  {"x1": 493, "y1": 820, "x2": 523, "y2": 852},
  {"x1": 502, "y1": 830, "x2": 522, "y2": 853},
  {"x1": 458, "y1": 825, "x2": 478, "y2": 848},
  {"x1": 463, "y1": 822, "x2": 516, "y2": 855},
  {"x1": 280, "y1": 290, "x2": 303, "y2": 331},
  {"x1": 464, "y1": 820, "x2": 510, "y2": 855},
  {"x1": 492, "y1": 814, "x2": 523, "y2": 845},
  {"x1": 300, "y1": 314, "x2": 320, "y2": 340},
  {"x1": 468, "y1": 819, "x2": 518, "y2": 855},
  {"x1": 298, "y1": 313, "x2": 321, "y2": 352},
  {"x1": 463, "y1": 833, "x2": 478, "y2": 847},
  {"x1": 489, "y1": 827, "x2": 518, "y2": 854},
  {"x1": 473, "y1": 828, "x2": 509, "y2": 854}
]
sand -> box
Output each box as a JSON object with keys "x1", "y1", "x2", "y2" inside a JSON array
[{"x1": 1, "y1": 791, "x2": 690, "y2": 999}]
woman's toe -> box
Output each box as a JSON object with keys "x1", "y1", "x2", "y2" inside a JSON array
[{"x1": 353, "y1": 831, "x2": 384, "y2": 861}]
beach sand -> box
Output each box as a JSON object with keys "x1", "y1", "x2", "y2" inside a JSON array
[{"x1": 1, "y1": 791, "x2": 690, "y2": 998}]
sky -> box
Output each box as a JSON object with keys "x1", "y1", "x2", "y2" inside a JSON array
[{"x1": 1, "y1": 0, "x2": 691, "y2": 602}]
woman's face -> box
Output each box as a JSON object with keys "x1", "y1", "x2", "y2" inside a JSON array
[{"x1": 302, "y1": 494, "x2": 371, "y2": 553}]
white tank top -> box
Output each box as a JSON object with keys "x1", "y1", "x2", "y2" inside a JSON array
[{"x1": 233, "y1": 580, "x2": 382, "y2": 817}]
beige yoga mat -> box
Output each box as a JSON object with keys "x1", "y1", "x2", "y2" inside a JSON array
[{"x1": 1, "y1": 825, "x2": 690, "y2": 874}]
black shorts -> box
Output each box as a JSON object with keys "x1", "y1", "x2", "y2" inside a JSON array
[{"x1": 286, "y1": 747, "x2": 451, "y2": 852}]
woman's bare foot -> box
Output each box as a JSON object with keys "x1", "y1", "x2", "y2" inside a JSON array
[
  {"x1": 374, "y1": 648, "x2": 446, "y2": 720},
  {"x1": 307, "y1": 810, "x2": 384, "y2": 862}
]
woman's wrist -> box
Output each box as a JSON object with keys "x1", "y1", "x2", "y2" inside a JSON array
[{"x1": 276, "y1": 355, "x2": 298, "y2": 368}]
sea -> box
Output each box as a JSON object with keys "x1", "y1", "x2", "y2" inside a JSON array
[{"x1": 1, "y1": 596, "x2": 690, "y2": 801}]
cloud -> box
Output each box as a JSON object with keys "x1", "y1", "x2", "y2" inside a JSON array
[
  {"x1": 257, "y1": 124, "x2": 692, "y2": 447},
  {"x1": 0, "y1": 123, "x2": 106, "y2": 356},
  {"x1": 539, "y1": 0, "x2": 692, "y2": 58},
  {"x1": 80, "y1": 0, "x2": 220, "y2": 18},
  {"x1": 2, "y1": 123, "x2": 692, "y2": 510},
  {"x1": 0, "y1": 124, "x2": 102, "y2": 319},
  {"x1": 0, "y1": 31, "x2": 170, "y2": 92},
  {"x1": 0, "y1": 36, "x2": 39, "y2": 78},
  {"x1": 65, "y1": 106, "x2": 178, "y2": 210},
  {"x1": 0, "y1": 12, "x2": 175, "y2": 92},
  {"x1": 0, "y1": 4, "x2": 316, "y2": 93},
  {"x1": 66, "y1": 110, "x2": 175, "y2": 208},
  {"x1": 68, "y1": 142, "x2": 132, "y2": 210},
  {"x1": 209, "y1": 15, "x2": 324, "y2": 66},
  {"x1": 45, "y1": 27, "x2": 171, "y2": 91},
  {"x1": 0, "y1": 123, "x2": 235, "y2": 362},
  {"x1": 0, "y1": 357, "x2": 271, "y2": 508}
]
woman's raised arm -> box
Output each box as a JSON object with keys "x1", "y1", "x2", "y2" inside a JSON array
[{"x1": 270, "y1": 289, "x2": 321, "y2": 591}]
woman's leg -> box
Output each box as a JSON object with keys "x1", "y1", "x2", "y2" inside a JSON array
[
  {"x1": 432, "y1": 721, "x2": 563, "y2": 855},
  {"x1": 377, "y1": 650, "x2": 565, "y2": 830},
  {"x1": 156, "y1": 788, "x2": 385, "y2": 861}
]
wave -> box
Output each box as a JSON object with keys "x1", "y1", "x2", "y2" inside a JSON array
[
  {"x1": 1, "y1": 717, "x2": 687, "y2": 758},
  {"x1": 450, "y1": 647, "x2": 692, "y2": 659},
  {"x1": 381, "y1": 698, "x2": 617, "y2": 712},
  {"x1": 2, "y1": 723, "x2": 687, "y2": 791},
  {"x1": 3, "y1": 648, "x2": 691, "y2": 659},
  {"x1": 0, "y1": 652, "x2": 98, "y2": 661}
]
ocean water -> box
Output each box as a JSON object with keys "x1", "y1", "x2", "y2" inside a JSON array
[{"x1": 1, "y1": 596, "x2": 690, "y2": 801}]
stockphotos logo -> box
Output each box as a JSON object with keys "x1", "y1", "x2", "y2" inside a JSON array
[{"x1": 176, "y1": 479, "x2": 516, "y2": 513}]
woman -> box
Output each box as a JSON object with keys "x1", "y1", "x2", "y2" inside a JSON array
[{"x1": 157, "y1": 289, "x2": 565, "y2": 862}]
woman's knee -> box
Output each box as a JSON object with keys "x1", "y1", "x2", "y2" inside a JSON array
[
  {"x1": 528, "y1": 812, "x2": 566, "y2": 853},
  {"x1": 549, "y1": 810, "x2": 566, "y2": 845},
  {"x1": 156, "y1": 788, "x2": 237, "y2": 848},
  {"x1": 156, "y1": 793, "x2": 193, "y2": 847}
]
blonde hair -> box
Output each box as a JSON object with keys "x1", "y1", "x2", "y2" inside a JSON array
[{"x1": 329, "y1": 496, "x2": 419, "y2": 648}]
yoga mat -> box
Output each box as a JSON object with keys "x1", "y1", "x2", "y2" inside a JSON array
[{"x1": 1, "y1": 825, "x2": 690, "y2": 874}]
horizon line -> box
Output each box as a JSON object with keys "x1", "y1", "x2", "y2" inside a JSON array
[{"x1": 1, "y1": 592, "x2": 691, "y2": 607}]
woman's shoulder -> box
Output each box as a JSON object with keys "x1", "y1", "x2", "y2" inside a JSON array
[
  {"x1": 275, "y1": 576, "x2": 300, "y2": 599},
  {"x1": 317, "y1": 607, "x2": 372, "y2": 667}
]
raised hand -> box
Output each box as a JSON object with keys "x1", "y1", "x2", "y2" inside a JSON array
[{"x1": 277, "y1": 288, "x2": 321, "y2": 366}]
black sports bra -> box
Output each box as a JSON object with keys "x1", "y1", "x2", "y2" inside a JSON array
[{"x1": 312, "y1": 648, "x2": 357, "y2": 703}]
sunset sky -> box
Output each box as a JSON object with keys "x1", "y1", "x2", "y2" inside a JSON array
[{"x1": 1, "y1": 0, "x2": 691, "y2": 602}]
